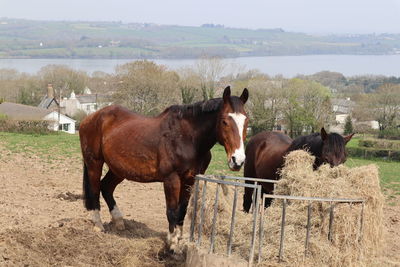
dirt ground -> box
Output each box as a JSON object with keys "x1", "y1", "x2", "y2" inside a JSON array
[{"x1": 0, "y1": 147, "x2": 399, "y2": 266}]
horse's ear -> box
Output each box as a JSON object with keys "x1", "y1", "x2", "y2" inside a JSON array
[
  {"x1": 321, "y1": 127, "x2": 328, "y2": 141},
  {"x1": 343, "y1": 133, "x2": 355, "y2": 144},
  {"x1": 240, "y1": 88, "x2": 249, "y2": 104},
  {"x1": 223, "y1": 86, "x2": 231, "y2": 103}
]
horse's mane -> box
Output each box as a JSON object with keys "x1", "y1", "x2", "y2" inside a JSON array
[
  {"x1": 165, "y1": 98, "x2": 223, "y2": 119},
  {"x1": 287, "y1": 132, "x2": 345, "y2": 157}
]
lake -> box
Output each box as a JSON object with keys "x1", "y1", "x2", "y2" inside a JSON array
[{"x1": 1, "y1": 55, "x2": 400, "y2": 77}]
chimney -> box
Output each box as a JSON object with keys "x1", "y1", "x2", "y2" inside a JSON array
[{"x1": 47, "y1": 84, "x2": 54, "y2": 98}]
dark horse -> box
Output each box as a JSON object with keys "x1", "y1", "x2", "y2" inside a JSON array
[
  {"x1": 243, "y1": 128, "x2": 354, "y2": 212},
  {"x1": 79, "y1": 86, "x2": 249, "y2": 251}
]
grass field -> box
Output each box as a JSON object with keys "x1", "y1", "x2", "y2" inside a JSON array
[{"x1": 1, "y1": 132, "x2": 399, "y2": 197}]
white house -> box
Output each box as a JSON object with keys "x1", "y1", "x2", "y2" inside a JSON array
[
  {"x1": 61, "y1": 87, "x2": 112, "y2": 117},
  {"x1": 331, "y1": 98, "x2": 379, "y2": 133},
  {"x1": 0, "y1": 102, "x2": 76, "y2": 134}
]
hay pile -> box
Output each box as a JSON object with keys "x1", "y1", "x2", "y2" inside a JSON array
[{"x1": 188, "y1": 150, "x2": 384, "y2": 266}]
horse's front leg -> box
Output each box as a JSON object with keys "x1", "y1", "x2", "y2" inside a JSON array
[
  {"x1": 163, "y1": 173, "x2": 181, "y2": 253},
  {"x1": 176, "y1": 178, "x2": 195, "y2": 240},
  {"x1": 243, "y1": 180, "x2": 255, "y2": 213}
]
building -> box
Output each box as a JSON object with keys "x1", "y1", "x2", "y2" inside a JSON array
[
  {"x1": 38, "y1": 84, "x2": 59, "y2": 111},
  {"x1": 331, "y1": 97, "x2": 379, "y2": 133},
  {"x1": 60, "y1": 87, "x2": 112, "y2": 117},
  {"x1": 0, "y1": 102, "x2": 76, "y2": 134}
]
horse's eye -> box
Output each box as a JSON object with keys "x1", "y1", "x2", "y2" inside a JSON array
[{"x1": 222, "y1": 120, "x2": 228, "y2": 126}]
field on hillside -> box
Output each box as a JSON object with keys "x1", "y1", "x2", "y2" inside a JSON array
[{"x1": 0, "y1": 132, "x2": 399, "y2": 266}]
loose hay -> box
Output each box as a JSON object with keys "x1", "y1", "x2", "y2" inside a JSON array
[
  {"x1": 188, "y1": 150, "x2": 384, "y2": 266},
  {"x1": 0, "y1": 218, "x2": 183, "y2": 267}
]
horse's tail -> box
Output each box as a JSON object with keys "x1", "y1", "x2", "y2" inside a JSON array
[{"x1": 82, "y1": 162, "x2": 94, "y2": 210}]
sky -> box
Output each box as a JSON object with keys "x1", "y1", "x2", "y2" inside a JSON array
[{"x1": 1, "y1": 0, "x2": 400, "y2": 34}]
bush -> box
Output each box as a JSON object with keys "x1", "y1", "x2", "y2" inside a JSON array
[
  {"x1": 72, "y1": 110, "x2": 88, "y2": 130},
  {"x1": 378, "y1": 128, "x2": 400, "y2": 140},
  {"x1": 0, "y1": 118, "x2": 52, "y2": 134}
]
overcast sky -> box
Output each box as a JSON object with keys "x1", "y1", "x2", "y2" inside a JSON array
[{"x1": 1, "y1": 0, "x2": 400, "y2": 34}]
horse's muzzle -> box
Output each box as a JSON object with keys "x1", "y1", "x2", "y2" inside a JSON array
[{"x1": 228, "y1": 156, "x2": 244, "y2": 171}]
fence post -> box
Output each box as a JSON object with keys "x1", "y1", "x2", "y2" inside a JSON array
[
  {"x1": 227, "y1": 183, "x2": 239, "y2": 256},
  {"x1": 305, "y1": 202, "x2": 312, "y2": 256},
  {"x1": 328, "y1": 203, "x2": 335, "y2": 242},
  {"x1": 190, "y1": 179, "x2": 200, "y2": 242},
  {"x1": 209, "y1": 183, "x2": 220, "y2": 253},
  {"x1": 258, "y1": 195, "x2": 266, "y2": 263},
  {"x1": 278, "y1": 198, "x2": 287, "y2": 262},
  {"x1": 249, "y1": 185, "x2": 261, "y2": 266},
  {"x1": 197, "y1": 180, "x2": 208, "y2": 246}
]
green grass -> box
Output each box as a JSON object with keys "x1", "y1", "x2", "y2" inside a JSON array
[
  {"x1": 0, "y1": 132, "x2": 80, "y2": 161},
  {"x1": 345, "y1": 157, "x2": 400, "y2": 195},
  {"x1": 1, "y1": 132, "x2": 399, "y2": 197},
  {"x1": 206, "y1": 144, "x2": 244, "y2": 177}
]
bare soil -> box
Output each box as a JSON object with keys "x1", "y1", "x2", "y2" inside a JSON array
[{"x1": 0, "y1": 148, "x2": 399, "y2": 266}]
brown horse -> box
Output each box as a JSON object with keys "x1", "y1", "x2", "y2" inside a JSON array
[
  {"x1": 243, "y1": 128, "x2": 354, "y2": 212},
  {"x1": 79, "y1": 86, "x2": 249, "y2": 251}
]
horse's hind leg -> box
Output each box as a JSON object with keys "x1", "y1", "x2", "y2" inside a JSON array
[
  {"x1": 100, "y1": 170, "x2": 125, "y2": 230},
  {"x1": 83, "y1": 160, "x2": 104, "y2": 231}
]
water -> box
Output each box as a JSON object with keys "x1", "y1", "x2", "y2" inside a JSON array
[{"x1": 1, "y1": 55, "x2": 400, "y2": 77}]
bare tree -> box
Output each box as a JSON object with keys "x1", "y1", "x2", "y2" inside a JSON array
[
  {"x1": 113, "y1": 60, "x2": 180, "y2": 115},
  {"x1": 194, "y1": 57, "x2": 226, "y2": 100}
]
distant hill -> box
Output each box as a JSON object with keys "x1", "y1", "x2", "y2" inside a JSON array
[{"x1": 1, "y1": 18, "x2": 400, "y2": 59}]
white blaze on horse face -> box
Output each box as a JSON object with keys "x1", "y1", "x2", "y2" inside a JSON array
[{"x1": 228, "y1": 112, "x2": 246, "y2": 167}]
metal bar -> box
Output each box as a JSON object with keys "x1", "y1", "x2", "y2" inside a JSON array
[
  {"x1": 209, "y1": 183, "x2": 220, "y2": 253},
  {"x1": 219, "y1": 175, "x2": 278, "y2": 184},
  {"x1": 328, "y1": 203, "x2": 335, "y2": 242},
  {"x1": 197, "y1": 180, "x2": 208, "y2": 246},
  {"x1": 258, "y1": 195, "x2": 266, "y2": 263},
  {"x1": 305, "y1": 202, "x2": 312, "y2": 256},
  {"x1": 190, "y1": 179, "x2": 200, "y2": 242},
  {"x1": 359, "y1": 202, "x2": 365, "y2": 243},
  {"x1": 227, "y1": 184, "x2": 238, "y2": 256},
  {"x1": 249, "y1": 185, "x2": 261, "y2": 266},
  {"x1": 278, "y1": 199, "x2": 287, "y2": 262},
  {"x1": 251, "y1": 182, "x2": 258, "y2": 214},
  {"x1": 263, "y1": 194, "x2": 364, "y2": 203},
  {"x1": 196, "y1": 175, "x2": 260, "y2": 189}
]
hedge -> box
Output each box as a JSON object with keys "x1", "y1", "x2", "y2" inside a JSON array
[
  {"x1": 0, "y1": 119, "x2": 52, "y2": 134},
  {"x1": 359, "y1": 139, "x2": 400, "y2": 150},
  {"x1": 347, "y1": 146, "x2": 400, "y2": 161}
]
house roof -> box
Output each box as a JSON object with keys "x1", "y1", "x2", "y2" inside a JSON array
[
  {"x1": 0, "y1": 102, "x2": 52, "y2": 120},
  {"x1": 38, "y1": 96, "x2": 59, "y2": 109}
]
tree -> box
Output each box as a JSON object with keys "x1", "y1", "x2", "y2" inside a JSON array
[
  {"x1": 194, "y1": 57, "x2": 226, "y2": 100},
  {"x1": 282, "y1": 79, "x2": 332, "y2": 137},
  {"x1": 370, "y1": 84, "x2": 400, "y2": 130},
  {"x1": 113, "y1": 60, "x2": 180, "y2": 115},
  {"x1": 344, "y1": 115, "x2": 354, "y2": 135},
  {"x1": 177, "y1": 67, "x2": 202, "y2": 104},
  {"x1": 244, "y1": 74, "x2": 284, "y2": 134},
  {"x1": 38, "y1": 65, "x2": 89, "y2": 97}
]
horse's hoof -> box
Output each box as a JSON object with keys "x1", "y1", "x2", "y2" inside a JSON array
[
  {"x1": 169, "y1": 243, "x2": 183, "y2": 254},
  {"x1": 113, "y1": 218, "x2": 125, "y2": 231},
  {"x1": 93, "y1": 223, "x2": 105, "y2": 232}
]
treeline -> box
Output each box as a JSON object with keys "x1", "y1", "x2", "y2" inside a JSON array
[{"x1": 0, "y1": 60, "x2": 399, "y2": 137}]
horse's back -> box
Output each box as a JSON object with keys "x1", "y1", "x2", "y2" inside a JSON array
[
  {"x1": 79, "y1": 105, "x2": 142, "y2": 160},
  {"x1": 244, "y1": 131, "x2": 292, "y2": 180}
]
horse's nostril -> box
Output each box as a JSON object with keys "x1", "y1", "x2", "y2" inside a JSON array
[{"x1": 232, "y1": 156, "x2": 237, "y2": 164}]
